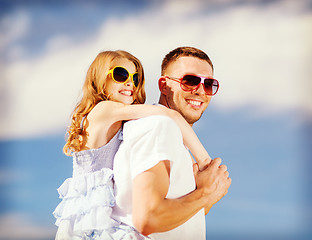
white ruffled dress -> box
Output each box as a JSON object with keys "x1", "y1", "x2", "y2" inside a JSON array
[{"x1": 53, "y1": 130, "x2": 147, "y2": 240}]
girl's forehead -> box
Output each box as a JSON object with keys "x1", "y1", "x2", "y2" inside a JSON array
[{"x1": 111, "y1": 58, "x2": 136, "y2": 70}]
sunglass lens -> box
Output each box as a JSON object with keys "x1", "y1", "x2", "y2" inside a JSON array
[
  {"x1": 113, "y1": 67, "x2": 129, "y2": 83},
  {"x1": 132, "y1": 73, "x2": 139, "y2": 87},
  {"x1": 181, "y1": 75, "x2": 200, "y2": 91},
  {"x1": 204, "y1": 79, "x2": 218, "y2": 95},
  {"x1": 182, "y1": 75, "x2": 200, "y2": 86}
]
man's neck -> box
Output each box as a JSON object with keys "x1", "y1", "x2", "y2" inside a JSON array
[
  {"x1": 158, "y1": 95, "x2": 194, "y2": 127},
  {"x1": 158, "y1": 94, "x2": 169, "y2": 108}
]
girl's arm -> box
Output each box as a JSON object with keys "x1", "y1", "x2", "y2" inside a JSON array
[{"x1": 93, "y1": 101, "x2": 211, "y2": 168}]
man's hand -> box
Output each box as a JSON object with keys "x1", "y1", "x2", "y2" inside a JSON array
[{"x1": 193, "y1": 158, "x2": 231, "y2": 214}]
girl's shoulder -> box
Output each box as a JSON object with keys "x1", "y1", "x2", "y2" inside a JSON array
[
  {"x1": 94, "y1": 100, "x2": 122, "y2": 110},
  {"x1": 90, "y1": 101, "x2": 123, "y2": 118}
]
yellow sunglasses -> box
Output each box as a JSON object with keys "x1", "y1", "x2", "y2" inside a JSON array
[{"x1": 107, "y1": 66, "x2": 139, "y2": 87}]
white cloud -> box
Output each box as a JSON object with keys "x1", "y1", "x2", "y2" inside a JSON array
[
  {"x1": 203, "y1": 4, "x2": 312, "y2": 115},
  {"x1": 0, "y1": 213, "x2": 55, "y2": 239},
  {"x1": 0, "y1": 1, "x2": 311, "y2": 139}
]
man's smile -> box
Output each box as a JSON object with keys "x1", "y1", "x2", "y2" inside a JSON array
[{"x1": 186, "y1": 98, "x2": 205, "y2": 108}]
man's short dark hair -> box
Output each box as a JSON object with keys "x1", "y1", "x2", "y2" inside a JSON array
[{"x1": 161, "y1": 46, "x2": 214, "y2": 75}]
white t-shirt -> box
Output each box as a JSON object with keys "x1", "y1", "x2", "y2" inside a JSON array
[{"x1": 112, "y1": 115, "x2": 205, "y2": 240}]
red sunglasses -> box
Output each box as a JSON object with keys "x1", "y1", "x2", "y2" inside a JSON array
[{"x1": 165, "y1": 74, "x2": 219, "y2": 96}]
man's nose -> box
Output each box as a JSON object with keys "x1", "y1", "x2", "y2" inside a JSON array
[{"x1": 192, "y1": 83, "x2": 206, "y2": 95}]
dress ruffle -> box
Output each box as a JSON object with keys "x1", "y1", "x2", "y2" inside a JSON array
[
  {"x1": 53, "y1": 168, "x2": 120, "y2": 239},
  {"x1": 53, "y1": 129, "x2": 147, "y2": 239}
]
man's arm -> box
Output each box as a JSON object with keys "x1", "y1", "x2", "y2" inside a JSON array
[{"x1": 132, "y1": 158, "x2": 231, "y2": 236}]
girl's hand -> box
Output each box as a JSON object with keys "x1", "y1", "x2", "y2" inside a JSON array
[{"x1": 198, "y1": 158, "x2": 212, "y2": 171}]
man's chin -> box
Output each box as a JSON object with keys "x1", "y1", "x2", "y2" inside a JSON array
[{"x1": 181, "y1": 111, "x2": 203, "y2": 125}]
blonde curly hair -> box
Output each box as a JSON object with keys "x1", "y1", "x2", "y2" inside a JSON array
[{"x1": 63, "y1": 50, "x2": 146, "y2": 156}]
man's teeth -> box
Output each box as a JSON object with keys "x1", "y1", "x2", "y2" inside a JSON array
[{"x1": 188, "y1": 100, "x2": 201, "y2": 106}]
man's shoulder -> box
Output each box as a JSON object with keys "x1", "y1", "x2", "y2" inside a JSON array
[
  {"x1": 123, "y1": 115, "x2": 180, "y2": 138},
  {"x1": 125, "y1": 115, "x2": 176, "y2": 127}
]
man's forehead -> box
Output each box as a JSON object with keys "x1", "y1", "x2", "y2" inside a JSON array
[{"x1": 165, "y1": 56, "x2": 213, "y2": 77}]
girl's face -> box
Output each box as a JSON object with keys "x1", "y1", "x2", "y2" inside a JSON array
[{"x1": 105, "y1": 58, "x2": 137, "y2": 105}]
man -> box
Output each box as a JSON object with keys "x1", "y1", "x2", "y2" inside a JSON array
[{"x1": 112, "y1": 47, "x2": 231, "y2": 239}]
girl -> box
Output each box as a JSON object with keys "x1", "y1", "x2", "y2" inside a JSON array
[{"x1": 53, "y1": 50, "x2": 211, "y2": 239}]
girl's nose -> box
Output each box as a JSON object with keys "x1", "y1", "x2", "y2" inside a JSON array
[{"x1": 124, "y1": 78, "x2": 133, "y2": 87}]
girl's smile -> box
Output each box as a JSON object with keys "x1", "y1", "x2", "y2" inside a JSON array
[{"x1": 105, "y1": 58, "x2": 137, "y2": 105}]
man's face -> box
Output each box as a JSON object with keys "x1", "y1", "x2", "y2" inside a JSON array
[{"x1": 161, "y1": 56, "x2": 213, "y2": 125}]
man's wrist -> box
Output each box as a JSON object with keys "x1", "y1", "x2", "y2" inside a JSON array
[
  {"x1": 194, "y1": 186, "x2": 216, "y2": 210},
  {"x1": 189, "y1": 187, "x2": 208, "y2": 210}
]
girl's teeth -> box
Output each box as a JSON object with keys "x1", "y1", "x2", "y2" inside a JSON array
[{"x1": 121, "y1": 91, "x2": 131, "y2": 96}]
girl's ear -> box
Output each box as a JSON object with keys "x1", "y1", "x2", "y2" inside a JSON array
[{"x1": 158, "y1": 77, "x2": 167, "y2": 95}]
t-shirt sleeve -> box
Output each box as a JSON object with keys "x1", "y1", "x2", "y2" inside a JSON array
[{"x1": 123, "y1": 115, "x2": 183, "y2": 180}]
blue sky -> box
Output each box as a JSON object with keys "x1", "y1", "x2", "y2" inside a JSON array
[{"x1": 0, "y1": 0, "x2": 311, "y2": 239}]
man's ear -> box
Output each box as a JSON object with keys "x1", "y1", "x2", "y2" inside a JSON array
[{"x1": 158, "y1": 77, "x2": 167, "y2": 95}]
